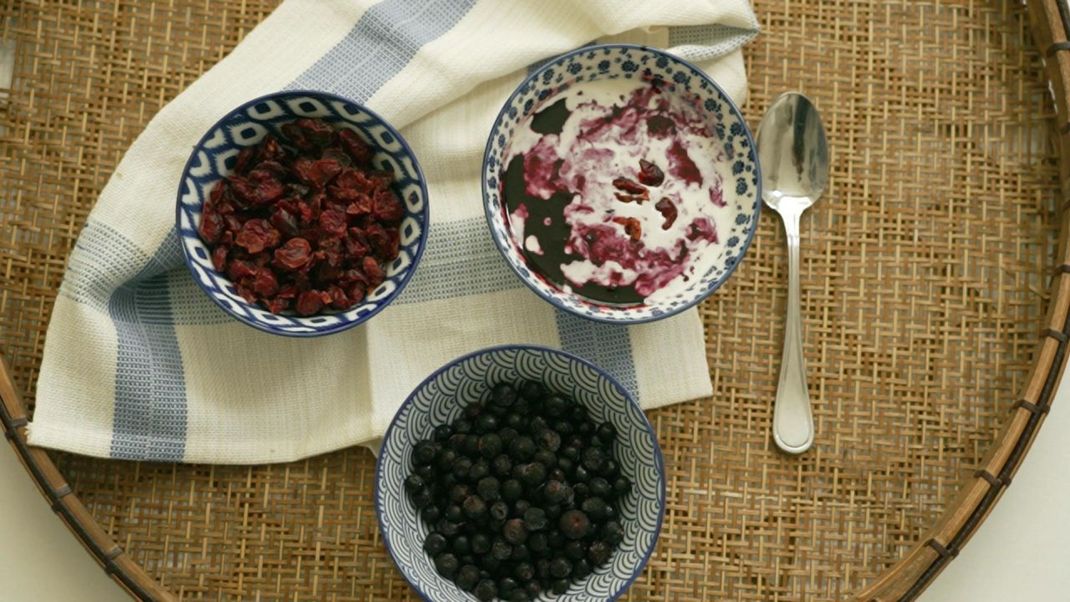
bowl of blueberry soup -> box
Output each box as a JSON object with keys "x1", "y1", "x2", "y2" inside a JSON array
[
  {"x1": 482, "y1": 44, "x2": 761, "y2": 323},
  {"x1": 375, "y1": 345, "x2": 665, "y2": 601}
]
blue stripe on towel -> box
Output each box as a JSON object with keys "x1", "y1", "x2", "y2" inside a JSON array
[
  {"x1": 555, "y1": 311, "x2": 638, "y2": 399},
  {"x1": 289, "y1": 0, "x2": 478, "y2": 100},
  {"x1": 395, "y1": 218, "x2": 520, "y2": 304},
  {"x1": 108, "y1": 230, "x2": 188, "y2": 461}
]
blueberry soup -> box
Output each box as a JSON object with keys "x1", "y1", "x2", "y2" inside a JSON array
[{"x1": 501, "y1": 77, "x2": 734, "y2": 306}]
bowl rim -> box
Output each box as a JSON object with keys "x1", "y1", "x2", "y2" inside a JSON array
[
  {"x1": 480, "y1": 43, "x2": 763, "y2": 325},
  {"x1": 374, "y1": 343, "x2": 667, "y2": 602},
  {"x1": 174, "y1": 89, "x2": 431, "y2": 338}
]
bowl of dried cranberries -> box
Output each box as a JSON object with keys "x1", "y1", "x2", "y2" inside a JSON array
[
  {"x1": 176, "y1": 90, "x2": 428, "y2": 336},
  {"x1": 375, "y1": 345, "x2": 665, "y2": 601}
]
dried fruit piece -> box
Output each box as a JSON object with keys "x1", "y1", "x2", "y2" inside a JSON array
[
  {"x1": 654, "y1": 197, "x2": 678, "y2": 229},
  {"x1": 611, "y1": 217, "x2": 642, "y2": 241},
  {"x1": 198, "y1": 209, "x2": 225, "y2": 243},
  {"x1": 611, "y1": 177, "x2": 649, "y2": 203},
  {"x1": 363, "y1": 255, "x2": 385, "y2": 286},
  {"x1": 611, "y1": 177, "x2": 646, "y2": 195},
  {"x1": 235, "y1": 219, "x2": 281, "y2": 254},
  {"x1": 338, "y1": 129, "x2": 373, "y2": 164},
  {"x1": 318, "y1": 208, "x2": 347, "y2": 238},
  {"x1": 252, "y1": 268, "x2": 279, "y2": 297},
  {"x1": 211, "y1": 246, "x2": 228, "y2": 272},
  {"x1": 295, "y1": 289, "x2": 324, "y2": 316},
  {"x1": 293, "y1": 157, "x2": 343, "y2": 189},
  {"x1": 274, "y1": 237, "x2": 313, "y2": 271},
  {"x1": 637, "y1": 159, "x2": 664, "y2": 186},
  {"x1": 373, "y1": 189, "x2": 404, "y2": 222}
]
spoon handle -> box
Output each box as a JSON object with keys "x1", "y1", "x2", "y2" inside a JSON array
[{"x1": 774, "y1": 207, "x2": 815, "y2": 454}]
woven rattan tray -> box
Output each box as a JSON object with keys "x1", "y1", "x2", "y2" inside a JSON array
[{"x1": 4, "y1": 1, "x2": 1070, "y2": 600}]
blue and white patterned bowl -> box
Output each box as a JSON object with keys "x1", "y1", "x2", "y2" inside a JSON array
[
  {"x1": 481, "y1": 44, "x2": 761, "y2": 324},
  {"x1": 175, "y1": 90, "x2": 429, "y2": 337},
  {"x1": 375, "y1": 345, "x2": 665, "y2": 601}
]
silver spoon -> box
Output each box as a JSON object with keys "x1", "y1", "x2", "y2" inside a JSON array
[{"x1": 756, "y1": 92, "x2": 828, "y2": 455}]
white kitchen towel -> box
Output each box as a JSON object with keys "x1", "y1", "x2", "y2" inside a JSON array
[{"x1": 29, "y1": 0, "x2": 758, "y2": 464}]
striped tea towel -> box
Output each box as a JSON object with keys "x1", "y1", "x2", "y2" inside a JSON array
[{"x1": 29, "y1": 0, "x2": 759, "y2": 464}]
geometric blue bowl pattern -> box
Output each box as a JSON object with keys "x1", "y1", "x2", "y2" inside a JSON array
[
  {"x1": 482, "y1": 44, "x2": 761, "y2": 324},
  {"x1": 375, "y1": 345, "x2": 666, "y2": 601},
  {"x1": 176, "y1": 90, "x2": 429, "y2": 336}
]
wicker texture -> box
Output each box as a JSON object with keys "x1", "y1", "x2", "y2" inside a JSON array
[{"x1": 0, "y1": 0, "x2": 1063, "y2": 600}]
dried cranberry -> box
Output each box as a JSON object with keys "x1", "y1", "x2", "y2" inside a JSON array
[
  {"x1": 329, "y1": 168, "x2": 372, "y2": 202},
  {"x1": 327, "y1": 285, "x2": 349, "y2": 309},
  {"x1": 236, "y1": 282, "x2": 257, "y2": 304},
  {"x1": 637, "y1": 159, "x2": 664, "y2": 186},
  {"x1": 382, "y1": 227, "x2": 401, "y2": 260},
  {"x1": 345, "y1": 194, "x2": 374, "y2": 217},
  {"x1": 270, "y1": 207, "x2": 300, "y2": 236},
  {"x1": 365, "y1": 223, "x2": 388, "y2": 254},
  {"x1": 211, "y1": 246, "x2": 228, "y2": 272},
  {"x1": 295, "y1": 119, "x2": 334, "y2": 147},
  {"x1": 199, "y1": 209, "x2": 225, "y2": 243},
  {"x1": 224, "y1": 214, "x2": 243, "y2": 233},
  {"x1": 612, "y1": 177, "x2": 646, "y2": 195},
  {"x1": 363, "y1": 255, "x2": 385, "y2": 286},
  {"x1": 258, "y1": 136, "x2": 285, "y2": 162},
  {"x1": 318, "y1": 237, "x2": 344, "y2": 267},
  {"x1": 228, "y1": 176, "x2": 257, "y2": 206},
  {"x1": 256, "y1": 160, "x2": 287, "y2": 178},
  {"x1": 348, "y1": 282, "x2": 367, "y2": 303},
  {"x1": 338, "y1": 129, "x2": 373, "y2": 164},
  {"x1": 295, "y1": 289, "x2": 324, "y2": 316},
  {"x1": 373, "y1": 189, "x2": 404, "y2": 222},
  {"x1": 252, "y1": 268, "x2": 279, "y2": 297},
  {"x1": 345, "y1": 230, "x2": 370, "y2": 260},
  {"x1": 340, "y1": 268, "x2": 368, "y2": 285},
  {"x1": 274, "y1": 237, "x2": 313, "y2": 271},
  {"x1": 227, "y1": 259, "x2": 258, "y2": 281},
  {"x1": 314, "y1": 263, "x2": 342, "y2": 286},
  {"x1": 321, "y1": 147, "x2": 352, "y2": 167},
  {"x1": 281, "y1": 119, "x2": 333, "y2": 152},
  {"x1": 655, "y1": 197, "x2": 678, "y2": 230},
  {"x1": 248, "y1": 169, "x2": 285, "y2": 205},
  {"x1": 611, "y1": 177, "x2": 649, "y2": 203},
  {"x1": 318, "y1": 208, "x2": 347, "y2": 238},
  {"x1": 234, "y1": 146, "x2": 257, "y2": 173},
  {"x1": 235, "y1": 219, "x2": 281, "y2": 254},
  {"x1": 612, "y1": 217, "x2": 642, "y2": 241},
  {"x1": 293, "y1": 157, "x2": 343, "y2": 189},
  {"x1": 265, "y1": 298, "x2": 289, "y2": 313}
]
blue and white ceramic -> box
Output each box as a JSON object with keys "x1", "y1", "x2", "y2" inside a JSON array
[
  {"x1": 482, "y1": 44, "x2": 761, "y2": 324},
  {"x1": 176, "y1": 90, "x2": 429, "y2": 337},
  {"x1": 376, "y1": 345, "x2": 665, "y2": 602}
]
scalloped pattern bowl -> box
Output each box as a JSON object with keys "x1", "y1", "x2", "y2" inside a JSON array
[
  {"x1": 375, "y1": 345, "x2": 666, "y2": 601},
  {"x1": 176, "y1": 90, "x2": 429, "y2": 337},
  {"x1": 482, "y1": 44, "x2": 761, "y2": 324}
]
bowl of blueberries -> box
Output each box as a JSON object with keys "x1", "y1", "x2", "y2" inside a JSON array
[{"x1": 375, "y1": 345, "x2": 665, "y2": 601}]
